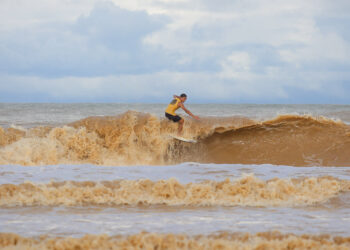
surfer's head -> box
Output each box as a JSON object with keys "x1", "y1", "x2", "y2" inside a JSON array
[{"x1": 180, "y1": 93, "x2": 187, "y2": 102}]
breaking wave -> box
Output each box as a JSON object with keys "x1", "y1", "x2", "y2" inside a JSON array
[
  {"x1": 0, "y1": 111, "x2": 349, "y2": 166},
  {"x1": 1, "y1": 232, "x2": 350, "y2": 250},
  {"x1": 1, "y1": 175, "x2": 349, "y2": 207}
]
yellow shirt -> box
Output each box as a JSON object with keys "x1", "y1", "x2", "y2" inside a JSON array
[{"x1": 165, "y1": 98, "x2": 181, "y2": 115}]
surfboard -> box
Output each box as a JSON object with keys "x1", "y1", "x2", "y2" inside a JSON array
[{"x1": 169, "y1": 135, "x2": 197, "y2": 143}]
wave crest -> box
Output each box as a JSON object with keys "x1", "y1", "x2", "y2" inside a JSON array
[
  {"x1": 1, "y1": 175, "x2": 348, "y2": 207},
  {"x1": 1, "y1": 232, "x2": 350, "y2": 250},
  {"x1": 0, "y1": 111, "x2": 349, "y2": 166}
]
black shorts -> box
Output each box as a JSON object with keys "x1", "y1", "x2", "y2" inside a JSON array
[{"x1": 165, "y1": 113, "x2": 182, "y2": 122}]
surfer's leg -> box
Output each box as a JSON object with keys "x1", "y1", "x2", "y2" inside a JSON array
[{"x1": 178, "y1": 118, "x2": 184, "y2": 134}]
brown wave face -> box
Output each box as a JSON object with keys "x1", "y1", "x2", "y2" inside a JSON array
[
  {"x1": 200, "y1": 115, "x2": 350, "y2": 166},
  {"x1": 1, "y1": 176, "x2": 349, "y2": 207},
  {"x1": 0, "y1": 111, "x2": 349, "y2": 166},
  {"x1": 1, "y1": 232, "x2": 350, "y2": 250}
]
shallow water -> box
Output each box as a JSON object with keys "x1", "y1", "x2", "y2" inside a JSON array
[
  {"x1": 2, "y1": 163, "x2": 350, "y2": 184},
  {"x1": 1, "y1": 205, "x2": 350, "y2": 238}
]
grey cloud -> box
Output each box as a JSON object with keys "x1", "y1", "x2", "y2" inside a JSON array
[
  {"x1": 154, "y1": 0, "x2": 251, "y2": 13},
  {"x1": 0, "y1": 2, "x2": 172, "y2": 77},
  {"x1": 73, "y1": 2, "x2": 166, "y2": 50},
  {"x1": 316, "y1": 16, "x2": 350, "y2": 42}
]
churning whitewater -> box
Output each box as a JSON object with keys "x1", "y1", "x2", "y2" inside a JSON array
[
  {"x1": 2, "y1": 232, "x2": 350, "y2": 250},
  {"x1": 1, "y1": 175, "x2": 348, "y2": 207},
  {"x1": 0, "y1": 110, "x2": 349, "y2": 166}
]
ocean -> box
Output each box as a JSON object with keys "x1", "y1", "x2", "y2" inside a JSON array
[{"x1": 1, "y1": 103, "x2": 350, "y2": 249}]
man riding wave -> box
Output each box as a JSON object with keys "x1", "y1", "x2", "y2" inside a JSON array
[{"x1": 165, "y1": 93, "x2": 200, "y2": 134}]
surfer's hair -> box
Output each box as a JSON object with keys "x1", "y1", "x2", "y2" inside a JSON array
[{"x1": 180, "y1": 93, "x2": 187, "y2": 98}]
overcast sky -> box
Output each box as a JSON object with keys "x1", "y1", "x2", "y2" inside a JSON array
[{"x1": 0, "y1": 0, "x2": 349, "y2": 103}]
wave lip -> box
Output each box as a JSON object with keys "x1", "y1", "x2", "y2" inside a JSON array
[
  {"x1": 0, "y1": 111, "x2": 350, "y2": 166},
  {"x1": 1, "y1": 175, "x2": 349, "y2": 207},
  {"x1": 1, "y1": 232, "x2": 350, "y2": 249}
]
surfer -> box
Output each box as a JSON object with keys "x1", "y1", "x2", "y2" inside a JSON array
[{"x1": 165, "y1": 93, "x2": 200, "y2": 134}]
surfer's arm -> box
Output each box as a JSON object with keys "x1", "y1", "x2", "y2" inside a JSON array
[
  {"x1": 173, "y1": 95, "x2": 180, "y2": 99},
  {"x1": 179, "y1": 103, "x2": 200, "y2": 120}
]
